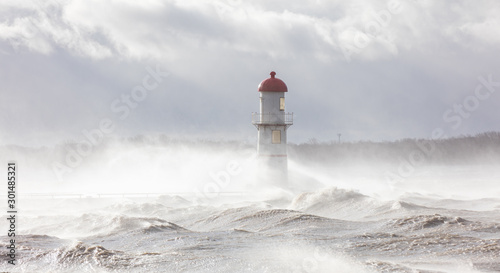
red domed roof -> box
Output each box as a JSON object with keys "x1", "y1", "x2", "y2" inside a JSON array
[{"x1": 258, "y1": 71, "x2": 288, "y2": 92}]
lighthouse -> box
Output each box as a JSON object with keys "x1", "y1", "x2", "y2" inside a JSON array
[{"x1": 252, "y1": 71, "x2": 293, "y2": 184}]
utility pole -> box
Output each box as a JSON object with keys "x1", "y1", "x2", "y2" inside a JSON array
[{"x1": 337, "y1": 133, "x2": 341, "y2": 144}]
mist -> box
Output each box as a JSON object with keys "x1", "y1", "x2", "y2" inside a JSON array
[
  {"x1": 2, "y1": 133, "x2": 500, "y2": 272},
  {"x1": 3, "y1": 132, "x2": 500, "y2": 200},
  {"x1": 2, "y1": 0, "x2": 500, "y2": 271}
]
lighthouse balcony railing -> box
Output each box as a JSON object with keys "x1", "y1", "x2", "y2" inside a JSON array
[{"x1": 252, "y1": 112, "x2": 293, "y2": 125}]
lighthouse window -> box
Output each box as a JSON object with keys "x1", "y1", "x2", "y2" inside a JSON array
[
  {"x1": 272, "y1": 130, "x2": 281, "y2": 144},
  {"x1": 279, "y1": 97, "x2": 285, "y2": 111}
]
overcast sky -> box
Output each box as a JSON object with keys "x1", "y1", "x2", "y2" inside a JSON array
[{"x1": 1, "y1": 0, "x2": 500, "y2": 146}]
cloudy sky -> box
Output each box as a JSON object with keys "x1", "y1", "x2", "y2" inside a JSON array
[{"x1": 1, "y1": 0, "x2": 500, "y2": 146}]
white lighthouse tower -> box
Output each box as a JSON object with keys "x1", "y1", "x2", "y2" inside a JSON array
[{"x1": 252, "y1": 71, "x2": 293, "y2": 184}]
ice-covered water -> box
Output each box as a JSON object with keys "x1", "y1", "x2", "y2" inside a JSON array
[{"x1": 2, "y1": 186, "x2": 499, "y2": 273}]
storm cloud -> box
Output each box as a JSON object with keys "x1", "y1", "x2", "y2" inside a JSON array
[{"x1": 1, "y1": 0, "x2": 500, "y2": 145}]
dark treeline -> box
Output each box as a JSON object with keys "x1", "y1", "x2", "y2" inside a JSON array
[
  {"x1": 288, "y1": 132, "x2": 500, "y2": 165},
  {"x1": 3, "y1": 132, "x2": 500, "y2": 167}
]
